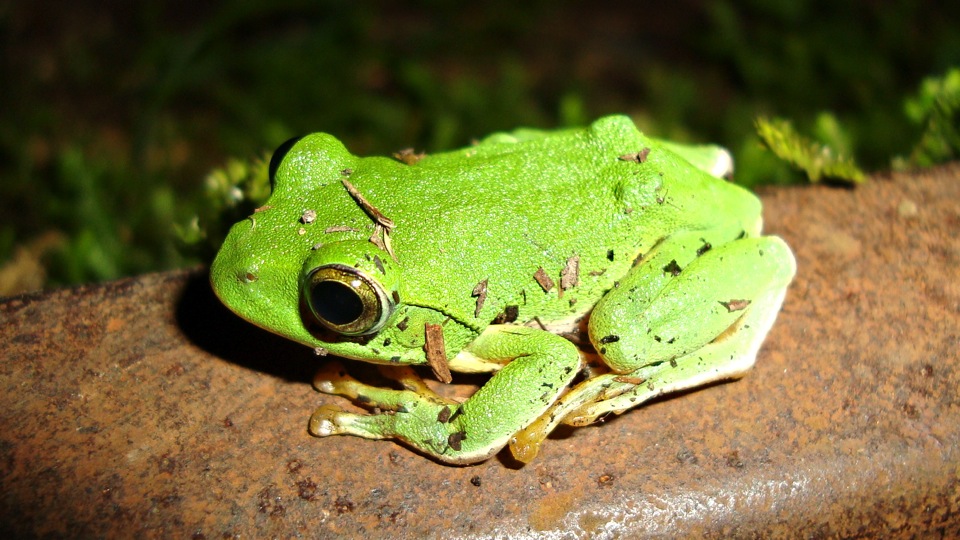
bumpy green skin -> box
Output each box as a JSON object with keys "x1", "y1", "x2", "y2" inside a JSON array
[{"x1": 210, "y1": 115, "x2": 796, "y2": 464}]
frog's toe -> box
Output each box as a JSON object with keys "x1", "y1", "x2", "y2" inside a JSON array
[
  {"x1": 308, "y1": 405, "x2": 346, "y2": 436},
  {"x1": 308, "y1": 404, "x2": 394, "y2": 441},
  {"x1": 509, "y1": 425, "x2": 548, "y2": 464},
  {"x1": 312, "y1": 360, "x2": 352, "y2": 394}
]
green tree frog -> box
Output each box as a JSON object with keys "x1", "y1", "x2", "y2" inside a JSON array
[{"x1": 210, "y1": 115, "x2": 796, "y2": 465}]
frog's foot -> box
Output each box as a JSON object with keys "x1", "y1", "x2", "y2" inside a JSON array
[
  {"x1": 509, "y1": 371, "x2": 631, "y2": 463},
  {"x1": 310, "y1": 326, "x2": 582, "y2": 465},
  {"x1": 312, "y1": 360, "x2": 453, "y2": 411},
  {"x1": 511, "y1": 339, "x2": 749, "y2": 462},
  {"x1": 309, "y1": 360, "x2": 461, "y2": 449}
]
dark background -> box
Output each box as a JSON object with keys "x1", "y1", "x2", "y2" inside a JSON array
[{"x1": 2, "y1": 0, "x2": 958, "y2": 292}]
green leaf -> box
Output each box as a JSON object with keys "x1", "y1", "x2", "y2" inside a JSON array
[
  {"x1": 755, "y1": 116, "x2": 865, "y2": 183},
  {"x1": 902, "y1": 67, "x2": 960, "y2": 168}
]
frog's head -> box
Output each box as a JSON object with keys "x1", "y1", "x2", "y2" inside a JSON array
[{"x1": 210, "y1": 132, "x2": 407, "y2": 359}]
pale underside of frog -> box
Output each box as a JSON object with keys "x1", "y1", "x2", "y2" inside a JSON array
[{"x1": 210, "y1": 115, "x2": 796, "y2": 465}]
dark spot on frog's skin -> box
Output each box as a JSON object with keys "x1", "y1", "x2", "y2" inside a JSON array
[
  {"x1": 470, "y1": 476, "x2": 482, "y2": 487},
  {"x1": 493, "y1": 305, "x2": 519, "y2": 324},
  {"x1": 390, "y1": 356, "x2": 401, "y2": 363},
  {"x1": 607, "y1": 249, "x2": 615, "y2": 261},
  {"x1": 374, "y1": 255, "x2": 385, "y2": 274},
  {"x1": 341, "y1": 168, "x2": 353, "y2": 176},
  {"x1": 364, "y1": 253, "x2": 371, "y2": 261},
  {"x1": 383, "y1": 338, "x2": 392, "y2": 347},
  {"x1": 654, "y1": 335, "x2": 662, "y2": 342},
  {"x1": 397, "y1": 317, "x2": 409, "y2": 331},
  {"x1": 663, "y1": 259, "x2": 682, "y2": 276},
  {"x1": 632, "y1": 253, "x2": 644, "y2": 267},
  {"x1": 697, "y1": 240, "x2": 712, "y2": 256},
  {"x1": 600, "y1": 347, "x2": 606, "y2": 355},
  {"x1": 737, "y1": 230, "x2": 747, "y2": 240},
  {"x1": 357, "y1": 395, "x2": 372, "y2": 405},
  {"x1": 392, "y1": 290, "x2": 400, "y2": 304},
  {"x1": 448, "y1": 431, "x2": 466, "y2": 451},
  {"x1": 437, "y1": 406, "x2": 452, "y2": 423},
  {"x1": 371, "y1": 348, "x2": 380, "y2": 354},
  {"x1": 670, "y1": 358, "x2": 678, "y2": 368},
  {"x1": 599, "y1": 335, "x2": 620, "y2": 344},
  {"x1": 448, "y1": 407, "x2": 463, "y2": 423}
]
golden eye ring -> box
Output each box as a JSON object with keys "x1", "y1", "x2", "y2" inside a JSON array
[{"x1": 304, "y1": 264, "x2": 394, "y2": 336}]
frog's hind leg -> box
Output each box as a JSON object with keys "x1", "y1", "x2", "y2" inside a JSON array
[
  {"x1": 511, "y1": 233, "x2": 795, "y2": 461},
  {"x1": 562, "y1": 279, "x2": 789, "y2": 426}
]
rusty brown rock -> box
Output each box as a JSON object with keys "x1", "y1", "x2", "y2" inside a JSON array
[{"x1": 1, "y1": 165, "x2": 959, "y2": 538}]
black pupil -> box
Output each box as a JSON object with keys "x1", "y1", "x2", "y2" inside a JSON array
[{"x1": 311, "y1": 280, "x2": 364, "y2": 326}]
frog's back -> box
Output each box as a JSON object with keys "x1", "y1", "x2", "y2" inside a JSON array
[{"x1": 282, "y1": 116, "x2": 760, "y2": 331}]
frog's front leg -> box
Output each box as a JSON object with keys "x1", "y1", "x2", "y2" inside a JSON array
[
  {"x1": 511, "y1": 229, "x2": 796, "y2": 462},
  {"x1": 310, "y1": 326, "x2": 581, "y2": 465}
]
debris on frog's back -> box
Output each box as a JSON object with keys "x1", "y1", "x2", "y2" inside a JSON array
[
  {"x1": 533, "y1": 268, "x2": 555, "y2": 293},
  {"x1": 472, "y1": 279, "x2": 489, "y2": 318},
  {"x1": 424, "y1": 323, "x2": 452, "y2": 383},
  {"x1": 618, "y1": 148, "x2": 651, "y2": 163},
  {"x1": 560, "y1": 256, "x2": 580, "y2": 290}
]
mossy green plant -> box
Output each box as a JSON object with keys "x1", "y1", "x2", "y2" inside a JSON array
[
  {"x1": 902, "y1": 68, "x2": 960, "y2": 168},
  {"x1": 755, "y1": 116, "x2": 866, "y2": 184}
]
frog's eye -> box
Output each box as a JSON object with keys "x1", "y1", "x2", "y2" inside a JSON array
[{"x1": 304, "y1": 264, "x2": 395, "y2": 336}]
